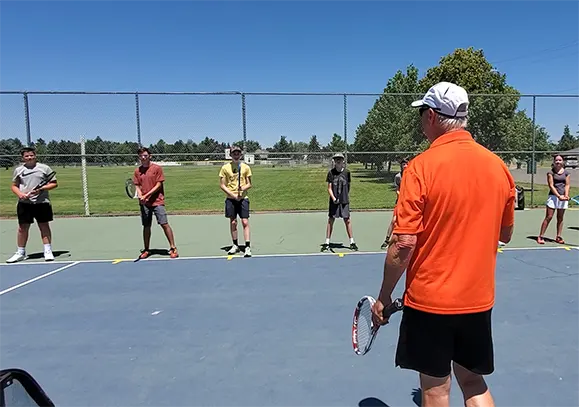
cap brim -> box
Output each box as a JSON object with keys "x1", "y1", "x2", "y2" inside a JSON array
[{"x1": 411, "y1": 99, "x2": 426, "y2": 108}]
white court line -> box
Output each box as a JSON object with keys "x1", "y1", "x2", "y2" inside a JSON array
[
  {"x1": 0, "y1": 261, "x2": 80, "y2": 296},
  {"x1": 0, "y1": 245, "x2": 577, "y2": 268}
]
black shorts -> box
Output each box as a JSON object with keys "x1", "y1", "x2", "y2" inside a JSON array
[
  {"x1": 395, "y1": 306, "x2": 494, "y2": 378},
  {"x1": 225, "y1": 198, "x2": 250, "y2": 219},
  {"x1": 17, "y1": 202, "x2": 54, "y2": 225},
  {"x1": 329, "y1": 202, "x2": 350, "y2": 219}
]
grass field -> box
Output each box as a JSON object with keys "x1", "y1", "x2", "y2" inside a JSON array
[{"x1": 0, "y1": 163, "x2": 577, "y2": 217}]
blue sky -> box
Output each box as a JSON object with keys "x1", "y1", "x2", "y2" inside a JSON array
[{"x1": 1, "y1": 1, "x2": 578, "y2": 149}]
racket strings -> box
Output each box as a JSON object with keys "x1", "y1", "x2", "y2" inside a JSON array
[{"x1": 356, "y1": 301, "x2": 374, "y2": 348}]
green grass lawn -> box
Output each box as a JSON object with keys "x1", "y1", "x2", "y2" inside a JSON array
[{"x1": 0, "y1": 163, "x2": 577, "y2": 217}]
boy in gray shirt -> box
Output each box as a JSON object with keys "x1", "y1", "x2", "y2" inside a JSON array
[
  {"x1": 321, "y1": 153, "x2": 358, "y2": 252},
  {"x1": 7, "y1": 147, "x2": 58, "y2": 263}
]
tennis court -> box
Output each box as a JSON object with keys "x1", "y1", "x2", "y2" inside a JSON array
[{"x1": 1, "y1": 233, "x2": 578, "y2": 406}]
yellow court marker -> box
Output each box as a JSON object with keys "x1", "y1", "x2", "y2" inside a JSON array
[
  {"x1": 227, "y1": 255, "x2": 233, "y2": 261},
  {"x1": 112, "y1": 259, "x2": 132, "y2": 264},
  {"x1": 564, "y1": 246, "x2": 571, "y2": 251},
  {"x1": 338, "y1": 252, "x2": 345, "y2": 257},
  {"x1": 497, "y1": 249, "x2": 503, "y2": 253}
]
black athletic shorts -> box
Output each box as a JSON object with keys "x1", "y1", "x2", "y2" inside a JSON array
[
  {"x1": 395, "y1": 305, "x2": 494, "y2": 378},
  {"x1": 17, "y1": 202, "x2": 54, "y2": 225},
  {"x1": 225, "y1": 198, "x2": 250, "y2": 219}
]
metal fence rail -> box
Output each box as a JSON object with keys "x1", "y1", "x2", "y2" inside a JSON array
[{"x1": 1, "y1": 90, "x2": 577, "y2": 216}]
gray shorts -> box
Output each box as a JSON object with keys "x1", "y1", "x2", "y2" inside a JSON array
[
  {"x1": 329, "y1": 202, "x2": 350, "y2": 219},
  {"x1": 140, "y1": 204, "x2": 168, "y2": 226}
]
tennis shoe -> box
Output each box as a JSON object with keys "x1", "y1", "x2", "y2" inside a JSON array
[
  {"x1": 6, "y1": 252, "x2": 27, "y2": 263},
  {"x1": 169, "y1": 247, "x2": 179, "y2": 258},
  {"x1": 320, "y1": 243, "x2": 330, "y2": 252},
  {"x1": 44, "y1": 250, "x2": 54, "y2": 262},
  {"x1": 139, "y1": 250, "x2": 150, "y2": 260},
  {"x1": 350, "y1": 242, "x2": 359, "y2": 251},
  {"x1": 244, "y1": 247, "x2": 252, "y2": 257},
  {"x1": 228, "y1": 245, "x2": 240, "y2": 255}
]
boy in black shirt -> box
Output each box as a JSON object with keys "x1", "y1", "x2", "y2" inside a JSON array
[{"x1": 321, "y1": 153, "x2": 358, "y2": 252}]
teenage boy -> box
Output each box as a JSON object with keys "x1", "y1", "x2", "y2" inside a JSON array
[{"x1": 321, "y1": 153, "x2": 358, "y2": 252}]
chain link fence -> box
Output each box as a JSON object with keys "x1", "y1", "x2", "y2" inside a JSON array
[{"x1": 1, "y1": 91, "x2": 577, "y2": 216}]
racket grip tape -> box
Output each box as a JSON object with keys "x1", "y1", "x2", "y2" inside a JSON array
[{"x1": 382, "y1": 297, "x2": 404, "y2": 318}]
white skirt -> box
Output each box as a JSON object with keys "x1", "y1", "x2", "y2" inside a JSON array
[{"x1": 546, "y1": 195, "x2": 569, "y2": 209}]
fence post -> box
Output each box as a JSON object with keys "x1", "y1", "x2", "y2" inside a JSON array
[
  {"x1": 531, "y1": 96, "x2": 536, "y2": 206},
  {"x1": 80, "y1": 136, "x2": 91, "y2": 216},
  {"x1": 135, "y1": 92, "x2": 142, "y2": 146},
  {"x1": 343, "y1": 93, "x2": 348, "y2": 163},
  {"x1": 23, "y1": 92, "x2": 32, "y2": 147},
  {"x1": 241, "y1": 93, "x2": 247, "y2": 151}
]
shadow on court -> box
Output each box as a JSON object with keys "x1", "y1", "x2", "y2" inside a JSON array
[
  {"x1": 25, "y1": 250, "x2": 70, "y2": 260},
  {"x1": 569, "y1": 226, "x2": 579, "y2": 231},
  {"x1": 525, "y1": 235, "x2": 578, "y2": 247},
  {"x1": 411, "y1": 388, "x2": 422, "y2": 406},
  {"x1": 358, "y1": 397, "x2": 391, "y2": 407}
]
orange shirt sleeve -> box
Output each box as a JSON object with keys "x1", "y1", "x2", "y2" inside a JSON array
[
  {"x1": 392, "y1": 167, "x2": 426, "y2": 235},
  {"x1": 501, "y1": 168, "x2": 516, "y2": 228}
]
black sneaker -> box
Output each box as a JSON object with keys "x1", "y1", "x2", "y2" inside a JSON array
[
  {"x1": 321, "y1": 243, "x2": 330, "y2": 252},
  {"x1": 349, "y1": 242, "x2": 359, "y2": 251}
]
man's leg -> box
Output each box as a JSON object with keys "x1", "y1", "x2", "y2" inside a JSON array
[
  {"x1": 225, "y1": 199, "x2": 241, "y2": 255},
  {"x1": 420, "y1": 373, "x2": 452, "y2": 407},
  {"x1": 321, "y1": 216, "x2": 335, "y2": 252},
  {"x1": 35, "y1": 203, "x2": 54, "y2": 261},
  {"x1": 139, "y1": 205, "x2": 153, "y2": 259},
  {"x1": 341, "y1": 204, "x2": 357, "y2": 250},
  {"x1": 240, "y1": 199, "x2": 251, "y2": 257},
  {"x1": 452, "y1": 309, "x2": 495, "y2": 407},
  {"x1": 395, "y1": 307, "x2": 454, "y2": 407},
  {"x1": 7, "y1": 203, "x2": 33, "y2": 263},
  {"x1": 155, "y1": 205, "x2": 178, "y2": 258},
  {"x1": 453, "y1": 363, "x2": 494, "y2": 407}
]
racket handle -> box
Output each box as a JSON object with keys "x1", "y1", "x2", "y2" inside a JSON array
[{"x1": 382, "y1": 297, "x2": 403, "y2": 318}]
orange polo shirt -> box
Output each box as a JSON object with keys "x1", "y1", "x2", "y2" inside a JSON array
[{"x1": 393, "y1": 130, "x2": 515, "y2": 315}]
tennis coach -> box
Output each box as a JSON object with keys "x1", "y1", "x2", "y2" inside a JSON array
[{"x1": 372, "y1": 82, "x2": 516, "y2": 407}]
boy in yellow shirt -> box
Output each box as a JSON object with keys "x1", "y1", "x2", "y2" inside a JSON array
[{"x1": 219, "y1": 145, "x2": 253, "y2": 257}]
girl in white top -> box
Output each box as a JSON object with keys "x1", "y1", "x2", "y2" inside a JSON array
[{"x1": 537, "y1": 154, "x2": 571, "y2": 245}]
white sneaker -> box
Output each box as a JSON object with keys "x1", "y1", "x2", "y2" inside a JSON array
[
  {"x1": 44, "y1": 251, "x2": 54, "y2": 261},
  {"x1": 6, "y1": 252, "x2": 27, "y2": 264},
  {"x1": 244, "y1": 247, "x2": 252, "y2": 258},
  {"x1": 228, "y1": 245, "x2": 239, "y2": 255}
]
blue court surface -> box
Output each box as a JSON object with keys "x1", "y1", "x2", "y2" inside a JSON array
[{"x1": 0, "y1": 248, "x2": 577, "y2": 407}]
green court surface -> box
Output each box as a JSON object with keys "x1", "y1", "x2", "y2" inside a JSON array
[{"x1": 1, "y1": 209, "x2": 577, "y2": 264}]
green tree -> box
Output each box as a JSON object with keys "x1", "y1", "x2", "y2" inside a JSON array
[
  {"x1": 353, "y1": 64, "x2": 421, "y2": 171},
  {"x1": 326, "y1": 133, "x2": 347, "y2": 153},
  {"x1": 557, "y1": 125, "x2": 579, "y2": 151},
  {"x1": 419, "y1": 47, "x2": 520, "y2": 152}
]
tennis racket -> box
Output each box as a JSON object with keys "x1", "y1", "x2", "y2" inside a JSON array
[
  {"x1": 31, "y1": 171, "x2": 56, "y2": 192},
  {"x1": 125, "y1": 178, "x2": 138, "y2": 199},
  {"x1": 352, "y1": 296, "x2": 403, "y2": 356},
  {"x1": 570, "y1": 195, "x2": 579, "y2": 205}
]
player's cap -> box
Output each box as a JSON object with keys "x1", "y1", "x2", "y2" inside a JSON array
[
  {"x1": 333, "y1": 153, "x2": 345, "y2": 160},
  {"x1": 411, "y1": 82, "x2": 469, "y2": 118},
  {"x1": 230, "y1": 145, "x2": 242, "y2": 153}
]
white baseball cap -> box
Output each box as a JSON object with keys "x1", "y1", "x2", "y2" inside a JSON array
[{"x1": 411, "y1": 82, "x2": 469, "y2": 118}]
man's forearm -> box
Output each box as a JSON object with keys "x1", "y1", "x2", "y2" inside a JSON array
[{"x1": 378, "y1": 234, "x2": 417, "y2": 302}]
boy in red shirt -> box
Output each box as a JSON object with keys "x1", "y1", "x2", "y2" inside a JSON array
[{"x1": 133, "y1": 147, "x2": 178, "y2": 259}]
